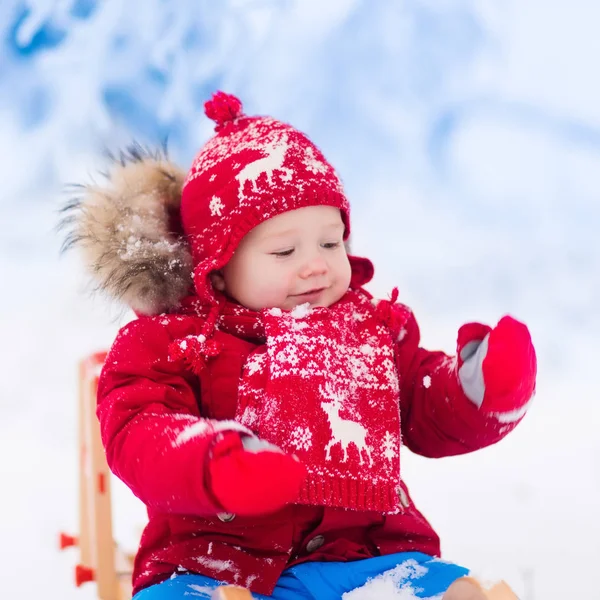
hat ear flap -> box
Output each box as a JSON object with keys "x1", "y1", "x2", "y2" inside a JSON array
[{"x1": 60, "y1": 144, "x2": 193, "y2": 315}]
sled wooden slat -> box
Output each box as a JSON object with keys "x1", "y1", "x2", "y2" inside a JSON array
[
  {"x1": 78, "y1": 357, "x2": 92, "y2": 569},
  {"x1": 211, "y1": 586, "x2": 254, "y2": 600},
  {"x1": 446, "y1": 576, "x2": 519, "y2": 600},
  {"x1": 74, "y1": 353, "x2": 133, "y2": 600}
]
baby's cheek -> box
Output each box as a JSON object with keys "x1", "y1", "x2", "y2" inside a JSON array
[
  {"x1": 337, "y1": 257, "x2": 352, "y2": 291},
  {"x1": 256, "y1": 277, "x2": 289, "y2": 309}
]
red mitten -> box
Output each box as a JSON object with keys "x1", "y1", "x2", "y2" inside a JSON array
[
  {"x1": 207, "y1": 432, "x2": 306, "y2": 516},
  {"x1": 457, "y1": 315, "x2": 537, "y2": 416}
]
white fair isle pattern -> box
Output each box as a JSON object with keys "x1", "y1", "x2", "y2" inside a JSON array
[
  {"x1": 237, "y1": 291, "x2": 403, "y2": 501},
  {"x1": 209, "y1": 195, "x2": 224, "y2": 216},
  {"x1": 320, "y1": 381, "x2": 374, "y2": 467},
  {"x1": 290, "y1": 301, "x2": 394, "y2": 472},
  {"x1": 382, "y1": 430, "x2": 397, "y2": 461},
  {"x1": 245, "y1": 351, "x2": 267, "y2": 376},
  {"x1": 289, "y1": 425, "x2": 313, "y2": 451},
  {"x1": 264, "y1": 300, "x2": 399, "y2": 392},
  {"x1": 303, "y1": 146, "x2": 329, "y2": 174},
  {"x1": 182, "y1": 114, "x2": 346, "y2": 280},
  {"x1": 235, "y1": 134, "x2": 293, "y2": 203}
]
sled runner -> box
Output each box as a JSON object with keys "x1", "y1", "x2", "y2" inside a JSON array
[{"x1": 58, "y1": 352, "x2": 518, "y2": 600}]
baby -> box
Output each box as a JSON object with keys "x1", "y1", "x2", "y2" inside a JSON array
[{"x1": 67, "y1": 91, "x2": 536, "y2": 600}]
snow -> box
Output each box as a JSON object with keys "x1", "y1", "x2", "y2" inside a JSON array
[
  {"x1": 187, "y1": 584, "x2": 216, "y2": 597},
  {"x1": 174, "y1": 419, "x2": 252, "y2": 446},
  {"x1": 1, "y1": 2, "x2": 599, "y2": 599},
  {"x1": 342, "y1": 560, "x2": 433, "y2": 600},
  {"x1": 193, "y1": 557, "x2": 238, "y2": 575},
  {"x1": 291, "y1": 302, "x2": 312, "y2": 319},
  {"x1": 491, "y1": 398, "x2": 534, "y2": 424}
]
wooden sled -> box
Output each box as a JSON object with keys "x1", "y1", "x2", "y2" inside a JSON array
[
  {"x1": 59, "y1": 352, "x2": 134, "y2": 600},
  {"x1": 443, "y1": 576, "x2": 518, "y2": 599},
  {"x1": 58, "y1": 352, "x2": 517, "y2": 600},
  {"x1": 210, "y1": 578, "x2": 518, "y2": 600}
]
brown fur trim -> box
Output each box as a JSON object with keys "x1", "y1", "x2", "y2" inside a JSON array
[{"x1": 60, "y1": 144, "x2": 193, "y2": 315}]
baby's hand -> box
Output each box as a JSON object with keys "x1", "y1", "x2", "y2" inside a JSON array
[
  {"x1": 457, "y1": 316, "x2": 537, "y2": 417},
  {"x1": 207, "y1": 432, "x2": 306, "y2": 517}
]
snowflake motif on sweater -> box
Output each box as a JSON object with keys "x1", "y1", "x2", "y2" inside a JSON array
[{"x1": 236, "y1": 290, "x2": 403, "y2": 513}]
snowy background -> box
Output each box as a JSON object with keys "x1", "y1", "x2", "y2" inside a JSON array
[{"x1": 1, "y1": 1, "x2": 598, "y2": 599}]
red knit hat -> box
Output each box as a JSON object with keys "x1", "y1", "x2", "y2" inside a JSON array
[{"x1": 180, "y1": 91, "x2": 373, "y2": 306}]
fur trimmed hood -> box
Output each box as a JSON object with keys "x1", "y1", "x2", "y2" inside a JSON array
[{"x1": 60, "y1": 145, "x2": 193, "y2": 315}]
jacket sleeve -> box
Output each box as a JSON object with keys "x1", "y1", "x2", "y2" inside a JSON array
[
  {"x1": 395, "y1": 307, "x2": 519, "y2": 458},
  {"x1": 96, "y1": 317, "x2": 250, "y2": 515}
]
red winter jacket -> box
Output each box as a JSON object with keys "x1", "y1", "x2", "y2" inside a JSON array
[{"x1": 97, "y1": 292, "x2": 517, "y2": 595}]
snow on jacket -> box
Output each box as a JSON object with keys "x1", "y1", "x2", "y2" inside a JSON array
[{"x1": 97, "y1": 289, "x2": 518, "y2": 595}]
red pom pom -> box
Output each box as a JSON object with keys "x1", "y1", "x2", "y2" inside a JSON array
[
  {"x1": 376, "y1": 288, "x2": 399, "y2": 324},
  {"x1": 204, "y1": 91, "x2": 244, "y2": 131},
  {"x1": 375, "y1": 288, "x2": 410, "y2": 339}
]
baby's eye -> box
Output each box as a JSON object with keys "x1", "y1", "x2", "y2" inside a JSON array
[
  {"x1": 271, "y1": 248, "x2": 295, "y2": 257},
  {"x1": 322, "y1": 241, "x2": 341, "y2": 249}
]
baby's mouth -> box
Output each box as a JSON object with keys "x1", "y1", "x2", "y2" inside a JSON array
[{"x1": 292, "y1": 287, "x2": 326, "y2": 298}]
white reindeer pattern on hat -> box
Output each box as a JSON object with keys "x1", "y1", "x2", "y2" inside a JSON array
[{"x1": 235, "y1": 133, "x2": 294, "y2": 204}]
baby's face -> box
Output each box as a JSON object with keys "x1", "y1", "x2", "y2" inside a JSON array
[{"x1": 213, "y1": 205, "x2": 352, "y2": 311}]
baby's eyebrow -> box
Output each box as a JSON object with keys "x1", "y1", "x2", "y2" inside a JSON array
[
  {"x1": 262, "y1": 229, "x2": 296, "y2": 242},
  {"x1": 261, "y1": 222, "x2": 344, "y2": 243}
]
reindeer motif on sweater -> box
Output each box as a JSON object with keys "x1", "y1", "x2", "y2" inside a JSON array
[
  {"x1": 320, "y1": 382, "x2": 374, "y2": 467},
  {"x1": 236, "y1": 290, "x2": 403, "y2": 512}
]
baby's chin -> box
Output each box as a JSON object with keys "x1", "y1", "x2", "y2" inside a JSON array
[{"x1": 282, "y1": 294, "x2": 341, "y2": 311}]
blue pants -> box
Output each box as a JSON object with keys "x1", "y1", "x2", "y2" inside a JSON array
[{"x1": 134, "y1": 552, "x2": 469, "y2": 600}]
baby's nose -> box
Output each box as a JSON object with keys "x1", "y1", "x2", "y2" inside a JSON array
[{"x1": 300, "y1": 255, "x2": 328, "y2": 278}]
